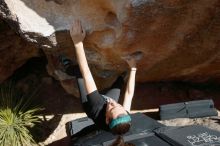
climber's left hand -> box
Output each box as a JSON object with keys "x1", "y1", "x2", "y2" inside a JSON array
[{"x1": 70, "y1": 19, "x2": 86, "y2": 45}]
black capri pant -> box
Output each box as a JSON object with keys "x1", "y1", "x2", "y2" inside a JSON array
[{"x1": 65, "y1": 65, "x2": 124, "y2": 111}]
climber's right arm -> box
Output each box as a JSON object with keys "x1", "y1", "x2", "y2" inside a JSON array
[{"x1": 70, "y1": 20, "x2": 97, "y2": 94}]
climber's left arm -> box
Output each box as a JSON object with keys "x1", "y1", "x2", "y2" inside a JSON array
[
  {"x1": 122, "y1": 58, "x2": 137, "y2": 112},
  {"x1": 70, "y1": 20, "x2": 98, "y2": 94}
]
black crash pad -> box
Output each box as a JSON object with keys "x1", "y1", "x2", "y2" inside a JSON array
[
  {"x1": 67, "y1": 113, "x2": 165, "y2": 146},
  {"x1": 159, "y1": 99, "x2": 218, "y2": 120},
  {"x1": 155, "y1": 125, "x2": 220, "y2": 146},
  {"x1": 67, "y1": 112, "x2": 220, "y2": 146},
  {"x1": 103, "y1": 133, "x2": 171, "y2": 146}
]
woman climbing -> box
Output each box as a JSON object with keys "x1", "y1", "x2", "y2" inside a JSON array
[{"x1": 61, "y1": 20, "x2": 138, "y2": 135}]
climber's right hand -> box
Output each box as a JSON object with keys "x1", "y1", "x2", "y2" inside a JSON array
[{"x1": 70, "y1": 19, "x2": 86, "y2": 45}]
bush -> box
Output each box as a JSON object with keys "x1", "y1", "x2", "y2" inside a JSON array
[{"x1": 0, "y1": 83, "x2": 42, "y2": 146}]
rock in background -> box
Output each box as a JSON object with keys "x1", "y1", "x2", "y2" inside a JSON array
[
  {"x1": 1, "y1": 0, "x2": 220, "y2": 96},
  {"x1": 0, "y1": 19, "x2": 40, "y2": 82}
]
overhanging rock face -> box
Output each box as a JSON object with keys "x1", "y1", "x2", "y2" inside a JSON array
[
  {"x1": 0, "y1": 20, "x2": 39, "y2": 83},
  {"x1": 1, "y1": 0, "x2": 220, "y2": 94}
]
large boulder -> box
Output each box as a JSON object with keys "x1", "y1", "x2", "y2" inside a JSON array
[
  {"x1": 1, "y1": 0, "x2": 220, "y2": 95},
  {"x1": 0, "y1": 19, "x2": 39, "y2": 82}
]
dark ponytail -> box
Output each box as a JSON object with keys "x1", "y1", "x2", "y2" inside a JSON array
[{"x1": 110, "y1": 136, "x2": 135, "y2": 146}]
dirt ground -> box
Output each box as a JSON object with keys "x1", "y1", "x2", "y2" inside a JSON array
[{"x1": 35, "y1": 77, "x2": 220, "y2": 146}]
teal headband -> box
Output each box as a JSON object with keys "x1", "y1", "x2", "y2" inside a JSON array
[{"x1": 109, "y1": 115, "x2": 131, "y2": 129}]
